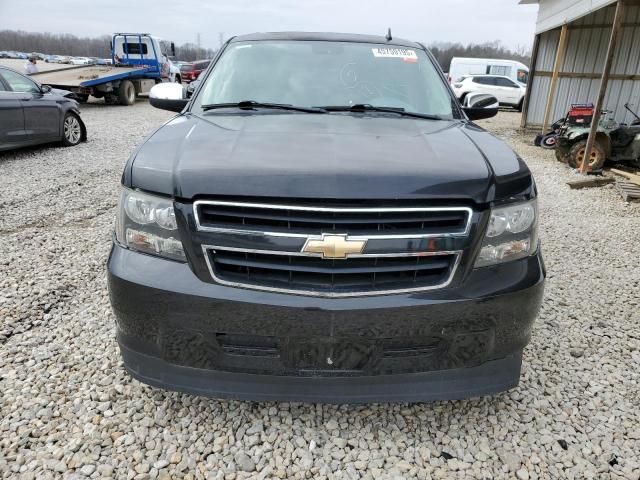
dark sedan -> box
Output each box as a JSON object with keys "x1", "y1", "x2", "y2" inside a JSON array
[{"x1": 0, "y1": 66, "x2": 86, "y2": 152}]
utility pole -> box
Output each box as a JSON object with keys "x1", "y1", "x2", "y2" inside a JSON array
[{"x1": 196, "y1": 33, "x2": 201, "y2": 49}]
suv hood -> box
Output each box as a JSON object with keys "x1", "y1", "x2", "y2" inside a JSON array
[{"x1": 127, "y1": 113, "x2": 532, "y2": 204}]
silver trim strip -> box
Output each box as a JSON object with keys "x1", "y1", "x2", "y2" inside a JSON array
[
  {"x1": 193, "y1": 200, "x2": 473, "y2": 239},
  {"x1": 201, "y1": 244, "x2": 462, "y2": 298},
  {"x1": 203, "y1": 244, "x2": 459, "y2": 259}
]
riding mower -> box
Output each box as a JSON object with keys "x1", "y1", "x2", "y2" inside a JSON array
[{"x1": 552, "y1": 103, "x2": 640, "y2": 171}]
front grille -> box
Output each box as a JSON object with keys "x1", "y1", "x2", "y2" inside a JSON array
[
  {"x1": 195, "y1": 200, "x2": 471, "y2": 237},
  {"x1": 204, "y1": 247, "x2": 458, "y2": 296},
  {"x1": 194, "y1": 199, "x2": 471, "y2": 297}
]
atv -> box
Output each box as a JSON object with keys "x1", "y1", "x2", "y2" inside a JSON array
[{"x1": 555, "y1": 103, "x2": 640, "y2": 170}]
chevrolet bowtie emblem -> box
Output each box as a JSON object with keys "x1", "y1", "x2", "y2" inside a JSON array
[{"x1": 302, "y1": 234, "x2": 366, "y2": 259}]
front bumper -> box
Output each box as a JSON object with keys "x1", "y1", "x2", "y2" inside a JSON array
[{"x1": 107, "y1": 244, "x2": 545, "y2": 403}]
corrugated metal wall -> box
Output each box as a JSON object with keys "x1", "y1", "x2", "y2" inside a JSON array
[{"x1": 525, "y1": 3, "x2": 640, "y2": 128}]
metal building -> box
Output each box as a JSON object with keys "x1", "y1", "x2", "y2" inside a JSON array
[{"x1": 520, "y1": 0, "x2": 640, "y2": 130}]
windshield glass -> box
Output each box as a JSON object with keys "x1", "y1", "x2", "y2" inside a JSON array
[{"x1": 193, "y1": 40, "x2": 455, "y2": 118}]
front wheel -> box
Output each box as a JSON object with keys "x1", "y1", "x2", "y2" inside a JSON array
[
  {"x1": 62, "y1": 113, "x2": 83, "y2": 147},
  {"x1": 515, "y1": 99, "x2": 524, "y2": 112},
  {"x1": 567, "y1": 140, "x2": 606, "y2": 170}
]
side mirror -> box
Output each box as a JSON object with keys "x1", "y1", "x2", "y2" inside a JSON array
[
  {"x1": 40, "y1": 84, "x2": 52, "y2": 94},
  {"x1": 149, "y1": 82, "x2": 188, "y2": 112},
  {"x1": 462, "y1": 93, "x2": 499, "y2": 121}
]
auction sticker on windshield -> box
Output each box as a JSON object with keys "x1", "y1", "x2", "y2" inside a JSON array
[{"x1": 372, "y1": 48, "x2": 418, "y2": 62}]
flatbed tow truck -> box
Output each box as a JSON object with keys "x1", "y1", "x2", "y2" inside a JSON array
[{"x1": 31, "y1": 33, "x2": 176, "y2": 105}]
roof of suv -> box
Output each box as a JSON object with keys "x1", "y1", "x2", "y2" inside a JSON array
[{"x1": 229, "y1": 32, "x2": 423, "y2": 48}]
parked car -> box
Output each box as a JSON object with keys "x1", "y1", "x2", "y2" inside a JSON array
[
  {"x1": 46, "y1": 55, "x2": 66, "y2": 64},
  {"x1": 0, "y1": 51, "x2": 10, "y2": 58},
  {"x1": 109, "y1": 32, "x2": 544, "y2": 403},
  {"x1": 449, "y1": 57, "x2": 529, "y2": 85},
  {"x1": 180, "y1": 59, "x2": 210, "y2": 82},
  {"x1": 185, "y1": 71, "x2": 204, "y2": 97},
  {"x1": 0, "y1": 66, "x2": 86, "y2": 151},
  {"x1": 70, "y1": 57, "x2": 92, "y2": 65},
  {"x1": 452, "y1": 75, "x2": 526, "y2": 111}
]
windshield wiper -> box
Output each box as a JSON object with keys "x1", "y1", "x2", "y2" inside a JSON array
[
  {"x1": 317, "y1": 104, "x2": 443, "y2": 120},
  {"x1": 201, "y1": 101, "x2": 327, "y2": 114}
]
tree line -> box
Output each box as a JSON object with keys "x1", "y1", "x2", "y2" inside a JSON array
[
  {"x1": 0, "y1": 30, "x2": 530, "y2": 68},
  {"x1": 0, "y1": 30, "x2": 217, "y2": 61}
]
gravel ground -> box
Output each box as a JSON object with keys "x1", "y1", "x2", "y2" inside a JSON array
[{"x1": 1, "y1": 104, "x2": 639, "y2": 480}]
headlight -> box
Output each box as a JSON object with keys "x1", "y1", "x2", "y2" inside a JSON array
[
  {"x1": 115, "y1": 188, "x2": 186, "y2": 261},
  {"x1": 474, "y1": 199, "x2": 538, "y2": 268}
]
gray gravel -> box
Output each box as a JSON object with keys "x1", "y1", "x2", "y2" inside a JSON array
[{"x1": 1, "y1": 104, "x2": 639, "y2": 480}]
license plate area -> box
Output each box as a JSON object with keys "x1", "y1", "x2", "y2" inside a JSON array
[{"x1": 282, "y1": 338, "x2": 381, "y2": 372}]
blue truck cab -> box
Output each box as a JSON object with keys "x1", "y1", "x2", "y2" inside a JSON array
[
  {"x1": 31, "y1": 33, "x2": 179, "y2": 106},
  {"x1": 111, "y1": 33, "x2": 170, "y2": 77}
]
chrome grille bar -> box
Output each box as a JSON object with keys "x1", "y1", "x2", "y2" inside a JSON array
[
  {"x1": 201, "y1": 245, "x2": 463, "y2": 297},
  {"x1": 193, "y1": 200, "x2": 473, "y2": 239},
  {"x1": 193, "y1": 200, "x2": 472, "y2": 297}
]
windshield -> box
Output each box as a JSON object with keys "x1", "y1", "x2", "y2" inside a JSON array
[{"x1": 193, "y1": 40, "x2": 455, "y2": 118}]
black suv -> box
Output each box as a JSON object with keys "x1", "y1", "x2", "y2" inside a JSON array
[{"x1": 108, "y1": 32, "x2": 544, "y2": 403}]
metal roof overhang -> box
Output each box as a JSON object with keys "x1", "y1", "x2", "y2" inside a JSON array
[{"x1": 519, "y1": 0, "x2": 617, "y2": 33}]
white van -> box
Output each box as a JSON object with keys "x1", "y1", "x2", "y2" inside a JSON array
[{"x1": 448, "y1": 57, "x2": 529, "y2": 85}]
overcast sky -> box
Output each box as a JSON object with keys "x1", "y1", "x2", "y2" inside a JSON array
[{"x1": 0, "y1": 0, "x2": 539, "y2": 50}]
